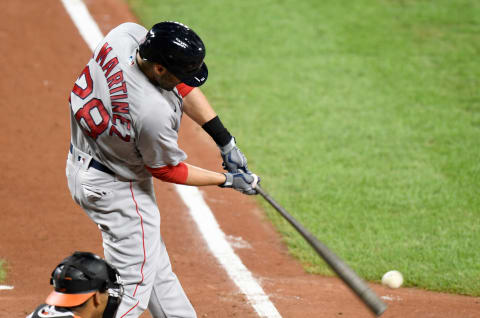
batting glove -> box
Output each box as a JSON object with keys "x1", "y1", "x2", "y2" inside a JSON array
[
  {"x1": 220, "y1": 171, "x2": 259, "y2": 195},
  {"x1": 220, "y1": 137, "x2": 250, "y2": 173}
]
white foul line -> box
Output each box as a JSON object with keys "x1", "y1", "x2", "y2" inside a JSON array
[
  {"x1": 59, "y1": 1, "x2": 281, "y2": 317},
  {"x1": 0, "y1": 285, "x2": 14, "y2": 290},
  {"x1": 175, "y1": 185, "x2": 281, "y2": 318},
  {"x1": 60, "y1": 0, "x2": 103, "y2": 52}
]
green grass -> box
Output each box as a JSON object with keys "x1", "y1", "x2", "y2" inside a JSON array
[
  {"x1": 125, "y1": 0, "x2": 480, "y2": 296},
  {"x1": 0, "y1": 260, "x2": 6, "y2": 283}
]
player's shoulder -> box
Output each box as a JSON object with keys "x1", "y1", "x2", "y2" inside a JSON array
[
  {"x1": 151, "y1": 88, "x2": 181, "y2": 111},
  {"x1": 133, "y1": 89, "x2": 181, "y2": 128},
  {"x1": 26, "y1": 304, "x2": 75, "y2": 318},
  {"x1": 115, "y1": 22, "x2": 147, "y2": 34},
  {"x1": 139, "y1": 90, "x2": 177, "y2": 116},
  {"x1": 108, "y1": 22, "x2": 147, "y2": 39}
]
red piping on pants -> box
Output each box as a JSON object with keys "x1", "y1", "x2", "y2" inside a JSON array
[
  {"x1": 130, "y1": 181, "x2": 146, "y2": 297},
  {"x1": 120, "y1": 300, "x2": 139, "y2": 318}
]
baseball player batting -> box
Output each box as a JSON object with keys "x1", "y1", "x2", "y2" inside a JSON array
[{"x1": 66, "y1": 21, "x2": 258, "y2": 317}]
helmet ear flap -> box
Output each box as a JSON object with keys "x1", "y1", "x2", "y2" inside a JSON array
[
  {"x1": 50, "y1": 264, "x2": 67, "y2": 288},
  {"x1": 99, "y1": 280, "x2": 109, "y2": 293},
  {"x1": 49, "y1": 268, "x2": 56, "y2": 285}
]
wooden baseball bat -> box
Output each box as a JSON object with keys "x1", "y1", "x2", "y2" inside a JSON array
[{"x1": 255, "y1": 184, "x2": 387, "y2": 316}]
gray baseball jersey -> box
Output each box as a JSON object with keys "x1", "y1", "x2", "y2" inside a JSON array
[
  {"x1": 70, "y1": 22, "x2": 187, "y2": 180},
  {"x1": 67, "y1": 22, "x2": 196, "y2": 318}
]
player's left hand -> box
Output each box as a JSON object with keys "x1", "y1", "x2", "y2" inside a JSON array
[{"x1": 220, "y1": 137, "x2": 250, "y2": 173}]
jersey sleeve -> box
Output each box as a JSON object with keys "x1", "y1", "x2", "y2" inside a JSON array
[
  {"x1": 145, "y1": 163, "x2": 188, "y2": 184},
  {"x1": 175, "y1": 83, "x2": 194, "y2": 97},
  {"x1": 135, "y1": 100, "x2": 187, "y2": 168}
]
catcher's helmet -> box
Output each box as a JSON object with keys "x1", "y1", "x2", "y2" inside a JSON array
[
  {"x1": 139, "y1": 21, "x2": 208, "y2": 87},
  {"x1": 46, "y1": 251, "x2": 123, "y2": 317}
]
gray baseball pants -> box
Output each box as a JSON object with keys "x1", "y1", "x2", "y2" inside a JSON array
[{"x1": 66, "y1": 146, "x2": 196, "y2": 318}]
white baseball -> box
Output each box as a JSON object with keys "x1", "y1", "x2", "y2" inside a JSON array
[{"x1": 381, "y1": 270, "x2": 403, "y2": 288}]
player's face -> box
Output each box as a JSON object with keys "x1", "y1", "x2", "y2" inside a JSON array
[{"x1": 154, "y1": 69, "x2": 182, "y2": 91}]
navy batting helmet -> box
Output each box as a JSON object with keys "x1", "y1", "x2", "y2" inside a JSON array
[
  {"x1": 139, "y1": 21, "x2": 208, "y2": 87},
  {"x1": 46, "y1": 252, "x2": 123, "y2": 318}
]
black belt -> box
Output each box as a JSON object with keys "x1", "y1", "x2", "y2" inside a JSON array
[{"x1": 70, "y1": 144, "x2": 115, "y2": 175}]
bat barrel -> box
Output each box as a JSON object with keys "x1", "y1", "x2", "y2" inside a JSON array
[{"x1": 255, "y1": 185, "x2": 387, "y2": 316}]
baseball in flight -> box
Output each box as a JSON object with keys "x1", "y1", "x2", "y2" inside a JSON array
[{"x1": 381, "y1": 270, "x2": 404, "y2": 289}]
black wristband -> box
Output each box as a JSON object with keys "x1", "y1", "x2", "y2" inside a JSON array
[{"x1": 202, "y1": 116, "x2": 232, "y2": 147}]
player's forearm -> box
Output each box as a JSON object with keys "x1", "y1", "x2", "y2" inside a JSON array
[
  {"x1": 146, "y1": 162, "x2": 225, "y2": 186},
  {"x1": 184, "y1": 163, "x2": 226, "y2": 186},
  {"x1": 183, "y1": 87, "x2": 233, "y2": 147},
  {"x1": 183, "y1": 87, "x2": 217, "y2": 125}
]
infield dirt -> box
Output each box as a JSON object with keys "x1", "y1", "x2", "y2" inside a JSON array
[{"x1": 0, "y1": 0, "x2": 479, "y2": 317}]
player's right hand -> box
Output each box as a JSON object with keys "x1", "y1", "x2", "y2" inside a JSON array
[{"x1": 220, "y1": 171, "x2": 259, "y2": 195}]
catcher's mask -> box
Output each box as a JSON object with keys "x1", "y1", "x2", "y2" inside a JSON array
[
  {"x1": 46, "y1": 251, "x2": 123, "y2": 318},
  {"x1": 138, "y1": 21, "x2": 208, "y2": 87}
]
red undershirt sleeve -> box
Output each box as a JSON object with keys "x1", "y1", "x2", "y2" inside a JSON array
[
  {"x1": 176, "y1": 83, "x2": 194, "y2": 97},
  {"x1": 146, "y1": 162, "x2": 188, "y2": 184}
]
